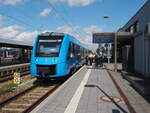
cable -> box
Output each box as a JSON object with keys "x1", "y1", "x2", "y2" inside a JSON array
[
  {"x1": 9, "y1": 6, "x2": 39, "y2": 27},
  {"x1": 0, "y1": 11, "x2": 40, "y2": 30},
  {"x1": 46, "y1": 1, "x2": 82, "y2": 36}
]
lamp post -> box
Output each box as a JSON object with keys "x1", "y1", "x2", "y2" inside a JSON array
[
  {"x1": 103, "y1": 16, "x2": 111, "y2": 64},
  {"x1": 114, "y1": 32, "x2": 117, "y2": 72}
]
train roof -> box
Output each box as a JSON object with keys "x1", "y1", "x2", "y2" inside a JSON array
[
  {"x1": 38, "y1": 32, "x2": 91, "y2": 51},
  {"x1": 39, "y1": 32, "x2": 64, "y2": 37},
  {"x1": 65, "y1": 34, "x2": 90, "y2": 50}
]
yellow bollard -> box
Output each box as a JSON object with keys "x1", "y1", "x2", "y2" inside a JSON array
[{"x1": 13, "y1": 72, "x2": 21, "y2": 84}]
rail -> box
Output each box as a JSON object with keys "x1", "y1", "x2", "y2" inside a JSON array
[{"x1": 0, "y1": 82, "x2": 61, "y2": 113}]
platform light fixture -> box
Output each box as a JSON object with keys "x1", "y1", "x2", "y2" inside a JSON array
[{"x1": 103, "y1": 16, "x2": 109, "y2": 19}]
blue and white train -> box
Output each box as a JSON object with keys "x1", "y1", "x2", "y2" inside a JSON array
[{"x1": 30, "y1": 32, "x2": 90, "y2": 79}]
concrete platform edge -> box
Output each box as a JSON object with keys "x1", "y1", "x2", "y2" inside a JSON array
[
  {"x1": 104, "y1": 65, "x2": 136, "y2": 113},
  {"x1": 30, "y1": 66, "x2": 86, "y2": 113}
]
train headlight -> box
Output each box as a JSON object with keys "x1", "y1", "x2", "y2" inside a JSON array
[{"x1": 35, "y1": 59, "x2": 38, "y2": 62}]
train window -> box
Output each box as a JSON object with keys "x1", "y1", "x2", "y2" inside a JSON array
[
  {"x1": 80, "y1": 47, "x2": 83, "y2": 57},
  {"x1": 72, "y1": 43, "x2": 75, "y2": 56},
  {"x1": 134, "y1": 21, "x2": 139, "y2": 33},
  {"x1": 68, "y1": 43, "x2": 75, "y2": 59},
  {"x1": 67, "y1": 43, "x2": 71, "y2": 59},
  {"x1": 36, "y1": 36, "x2": 63, "y2": 57},
  {"x1": 74, "y1": 45, "x2": 79, "y2": 56}
]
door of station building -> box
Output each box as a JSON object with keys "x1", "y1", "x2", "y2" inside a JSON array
[
  {"x1": 145, "y1": 37, "x2": 150, "y2": 77},
  {"x1": 148, "y1": 38, "x2": 150, "y2": 77}
]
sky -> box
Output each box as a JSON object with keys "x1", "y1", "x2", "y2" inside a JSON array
[{"x1": 0, "y1": 0, "x2": 148, "y2": 50}]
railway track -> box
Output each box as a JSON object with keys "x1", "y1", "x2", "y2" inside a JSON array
[{"x1": 0, "y1": 80, "x2": 62, "y2": 113}]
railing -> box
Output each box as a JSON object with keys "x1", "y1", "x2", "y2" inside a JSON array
[{"x1": 0, "y1": 63, "x2": 30, "y2": 82}]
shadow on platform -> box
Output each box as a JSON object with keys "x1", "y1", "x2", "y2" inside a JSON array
[
  {"x1": 122, "y1": 72, "x2": 150, "y2": 103},
  {"x1": 85, "y1": 84, "x2": 128, "y2": 113},
  {"x1": 33, "y1": 78, "x2": 65, "y2": 87},
  {"x1": 86, "y1": 65, "x2": 116, "y2": 73},
  {"x1": 112, "y1": 109, "x2": 121, "y2": 113}
]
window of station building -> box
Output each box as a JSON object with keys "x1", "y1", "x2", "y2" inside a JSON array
[
  {"x1": 126, "y1": 21, "x2": 139, "y2": 33},
  {"x1": 125, "y1": 26, "x2": 133, "y2": 33},
  {"x1": 130, "y1": 26, "x2": 134, "y2": 33},
  {"x1": 125, "y1": 28, "x2": 130, "y2": 32},
  {"x1": 144, "y1": 23, "x2": 149, "y2": 37},
  {"x1": 133, "y1": 21, "x2": 139, "y2": 33}
]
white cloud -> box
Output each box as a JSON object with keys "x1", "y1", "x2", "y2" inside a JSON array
[
  {"x1": 40, "y1": 8, "x2": 52, "y2": 17},
  {"x1": 0, "y1": 25, "x2": 24, "y2": 39},
  {"x1": 75, "y1": 34, "x2": 97, "y2": 51},
  {"x1": 16, "y1": 31, "x2": 39, "y2": 42},
  {"x1": 84, "y1": 25, "x2": 103, "y2": 34},
  {"x1": 48, "y1": 0, "x2": 96, "y2": 7},
  {"x1": 75, "y1": 25, "x2": 102, "y2": 50},
  {"x1": 0, "y1": 0, "x2": 25, "y2": 5},
  {"x1": 0, "y1": 25, "x2": 40, "y2": 43},
  {"x1": 0, "y1": 25, "x2": 52, "y2": 43},
  {"x1": 68, "y1": 0, "x2": 95, "y2": 7},
  {"x1": 56, "y1": 25, "x2": 101, "y2": 51},
  {"x1": 48, "y1": 0, "x2": 65, "y2": 3},
  {"x1": 0, "y1": 24, "x2": 100, "y2": 51},
  {"x1": 57, "y1": 25, "x2": 79, "y2": 34}
]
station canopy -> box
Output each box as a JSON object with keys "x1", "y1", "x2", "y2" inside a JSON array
[
  {"x1": 116, "y1": 32, "x2": 134, "y2": 42},
  {"x1": 0, "y1": 38, "x2": 33, "y2": 49}
]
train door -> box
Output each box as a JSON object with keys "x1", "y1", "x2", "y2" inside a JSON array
[{"x1": 143, "y1": 29, "x2": 150, "y2": 78}]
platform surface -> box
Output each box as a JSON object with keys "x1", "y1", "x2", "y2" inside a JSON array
[{"x1": 31, "y1": 66, "x2": 129, "y2": 113}]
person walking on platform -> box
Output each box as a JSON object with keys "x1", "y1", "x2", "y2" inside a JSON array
[
  {"x1": 0, "y1": 57, "x2": 1, "y2": 66},
  {"x1": 94, "y1": 54, "x2": 99, "y2": 67},
  {"x1": 85, "y1": 55, "x2": 88, "y2": 65},
  {"x1": 88, "y1": 52, "x2": 94, "y2": 66},
  {"x1": 99, "y1": 55, "x2": 103, "y2": 67}
]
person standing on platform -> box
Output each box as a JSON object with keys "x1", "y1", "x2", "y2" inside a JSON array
[
  {"x1": 85, "y1": 55, "x2": 88, "y2": 65},
  {"x1": 88, "y1": 52, "x2": 94, "y2": 66},
  {"x1": 0, "y1": 57, "x2": 1, "y2": 66},
  {"x1": 94, "y1": 54, "x2": 99, "y2": 67},
  {"x1": 99, "y1": 54, "x2": 103, "y2": 67}
]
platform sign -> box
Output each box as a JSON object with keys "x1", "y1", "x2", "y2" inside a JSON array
[{"x1": 93, "y1": 33, "x2": 115, "y2": 43}]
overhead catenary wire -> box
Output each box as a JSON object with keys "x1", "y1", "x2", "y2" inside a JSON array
[
  {"x1": 9, "y1": 6, "x2": 42, "y2": 29},
  {"x1": 46, "y1": 0, "x2": 82, "y2": 37},
  {"x1": 57, "y1": 4, "x2": 82, "y2": 33},
  {"x1": 0, "y1": 11, "x2": 41, "y2": 30},
  {"x1": 0, "y1": 0, "x2": 82, "y2": 40}
]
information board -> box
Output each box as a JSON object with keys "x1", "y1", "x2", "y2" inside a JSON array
[{"x1": 93, "y1": 33, "x2": 115, "y2": 43}]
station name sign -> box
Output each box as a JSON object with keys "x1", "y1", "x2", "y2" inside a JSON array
[{"x1": 92, "y1": 32, "x2": 115, "y2": 43}]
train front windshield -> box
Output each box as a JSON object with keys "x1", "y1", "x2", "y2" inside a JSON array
[{"x1": 36, "y1": 36, "x2": 63, "y2": 57}]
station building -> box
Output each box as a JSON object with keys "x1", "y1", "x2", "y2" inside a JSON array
[
  {"x1": 0, "y1": 38, "x2": 33, "y2": 65},
  {"x1": 118, "y1": 0, "x2": 150, "y2": 78}
]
